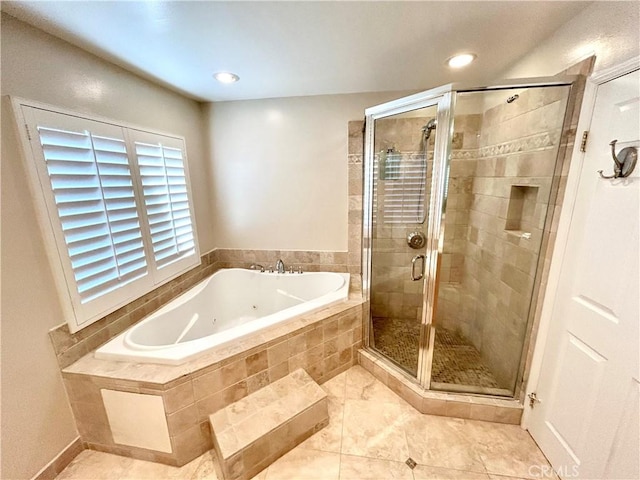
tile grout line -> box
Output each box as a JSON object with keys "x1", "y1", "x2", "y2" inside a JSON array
[{"x1": 403, "y1": 426, "x2": 416, "y2": 480}]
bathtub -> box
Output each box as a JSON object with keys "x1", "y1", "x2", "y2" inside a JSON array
[{"x1": 95, "y1": 268, "x2": 350, "y2": 365}]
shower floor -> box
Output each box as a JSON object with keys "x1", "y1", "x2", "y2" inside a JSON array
[{"x1": 371, "y1": 316, "x2": 500, "y2": 390}]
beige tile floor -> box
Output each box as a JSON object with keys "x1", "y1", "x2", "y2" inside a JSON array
[{"x1": 57, "y1": 365, "x2": 556, "y2": 480}]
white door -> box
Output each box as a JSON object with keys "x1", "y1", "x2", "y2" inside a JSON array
[{"x1": 527, "y1": 68, "x2": 639, "y2": 480}]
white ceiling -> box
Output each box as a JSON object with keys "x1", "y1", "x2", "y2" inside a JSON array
[{"x1": 2, "y1": 1, "x2": 591, "y2": 102}]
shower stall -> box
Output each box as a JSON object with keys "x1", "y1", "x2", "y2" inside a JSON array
[{"x1": 363, "y1": 79, "x2": 574, "y2": 398}]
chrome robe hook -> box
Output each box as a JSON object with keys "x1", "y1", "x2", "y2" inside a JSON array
[{"x1": 598, "y1": 139, "x2": 638, "y2": 179}]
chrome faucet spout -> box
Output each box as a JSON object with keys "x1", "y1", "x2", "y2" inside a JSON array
[
  {"x1": 275, "y1": 259, "x2": 285, "y2": 274},
  {"x1": 250, "y1": 263, "x2": 265, "y2": 272}
]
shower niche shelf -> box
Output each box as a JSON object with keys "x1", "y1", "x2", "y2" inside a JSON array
[{"x1": 505, "y1": 184, "x2": 539, "y2": 238}]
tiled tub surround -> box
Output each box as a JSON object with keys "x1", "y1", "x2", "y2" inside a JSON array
[
  {"x1": 49, "y1": 248, "x2": 352, "y2": 370},
  {"x1": 95, "y1": 269, "x2": 350, "y2": 365},
  {"x1": 61, "y1": 288, "x2": 363, "y2": 466}
]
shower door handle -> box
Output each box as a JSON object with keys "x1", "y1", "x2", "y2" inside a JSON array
[{"x1": 411, "y1": 254, "x2": 425, "y2": 281}]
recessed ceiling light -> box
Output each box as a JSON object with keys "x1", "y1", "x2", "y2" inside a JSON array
[
  {"x1": 447, "y1": 54, "x2": 476, "y2": 68},
  {"x1": 214, "y1": 72, "x2": 240, "y2": 84}
]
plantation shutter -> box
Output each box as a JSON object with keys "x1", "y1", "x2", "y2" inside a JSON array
[
  {"x1": 130, "y1": 130, "x2": 197, "y2": 276},
  {"x1": 37, "y1": 126, "x2": 148, "y2": 301},
  {"x1": 18, "y1": 104, "x2": 200, "y2": 332}
]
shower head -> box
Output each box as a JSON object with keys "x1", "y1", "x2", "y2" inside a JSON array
[{"x1": 422, "y1": 118, "x2": 437, "y2": 140}]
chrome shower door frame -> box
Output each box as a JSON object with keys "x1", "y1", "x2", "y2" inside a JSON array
[
  {"x1": 362, "y1": 84, "x2": 454, "y2": 385},
  {"x1": 362, "y1": 75, "x2": 578, "y2": 394}
]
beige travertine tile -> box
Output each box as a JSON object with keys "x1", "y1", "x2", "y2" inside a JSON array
[
  {"x1": 421, "y1": 397, "x2": 449, "y2": 416},
  {"x1": 345, "y1": 365, "x2": 407, "y2": 405},
  {"x1": 299, "y1": 397, "x2": 344, "y2": 453},
  {"x1": 268, "y1": 361, "x2": 289, "y2": 383},
  {"x1": 264, "y1": 448, "x2": 340, "y2": 480},
  {"x1": 118, "y1": 452, "x2": 205, "y2": 479},
  {"x1": 167, "y1": 404, "x2": 199, "y2": 434},
  {"x1": 172, "y1": 422, "x2": 212, "y2": 466},
  {"x1": 245, "y1": 350, "x2": 268, "y2": 376},
  {"x1": 412, "y1": 465, "x2": 490, "y2": 479},
  {"x1": 189, "y1": 451, "x2": 219, "y2": 479},
  {"x1": 267, "y1": 340, "x2": 289, "y2": 368},
  {"x1": 246, "y1": 370, "x2": 270, "y2": 393},
  {"x1": 249, "y1": 469, "x2": 267, "y2": 480},
  {"x1": 487, "y1": 476, "x2": 529, "y2": 480},
  {"x1": 197, "y1": 381, "x2": 248, "y2": 420},
  {"x1": 405, "y1": 415, "x2": 485, "y2": 473},
  {"x1": 320, "y1": 371, "x2": 346, "y2": 400},
  {"x1": 341, "y1": 398, "x2": 413, "y2": 462},
  {"x1": 56, "y1": 450, "x2": 134, "y2": 479},
  {"x1": 164, "y1": 381, "x2": 195, "y2": 414},
  {"x1": 466, "y1": 420, "x2": 553, "y2": 479},
  {"x1": 339, "y1": 454, "x2": 413, "y2": 480}
]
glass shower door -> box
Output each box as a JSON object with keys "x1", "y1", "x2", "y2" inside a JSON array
[
  {"x1": 364, "y1": 90, "x2": 453, "y2": 378},
  {"x1": 428, "y1": 85, "x2": 572, "y2": 395},
  {"x1": 364, "y1": 78, "x2": 574, "y2": 396}
]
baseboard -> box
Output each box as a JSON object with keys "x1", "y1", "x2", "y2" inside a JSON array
[{"x1": 32, "y1": 437, "x2": 84, "y2": 480}]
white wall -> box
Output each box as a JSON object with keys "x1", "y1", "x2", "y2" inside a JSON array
[
  {"x1": 204, "y1": 3, "x2": 640, "y2": 254},
  {"x1": 205, "y1": 92, "x2": 405, "y2": 251},
  {"x1": 501, "y1": 1, "x2": 639, "y2": 78},
  {"x1": 0, "y1": 13, "x2": 212, "y2": 479}
]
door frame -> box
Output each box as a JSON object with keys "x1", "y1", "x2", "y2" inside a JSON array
[
  {"x1": 522, "y1": 55, "x2": 640, "y2": 428},
  {"x1": 362, "y1": 84, "x2": 455, "y2": 385}
]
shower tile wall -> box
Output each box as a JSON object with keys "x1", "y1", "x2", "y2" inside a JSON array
[
  {"x1": 437, "y1": 87, "x2": 570, "y2": 390},
  {"x1": 440, "y1": 115, "x2": 482, "y2": 286}
]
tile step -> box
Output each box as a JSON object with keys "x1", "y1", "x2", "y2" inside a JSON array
[{"x1": 209, "y1": 368, "x2": 328, "y2": 480}]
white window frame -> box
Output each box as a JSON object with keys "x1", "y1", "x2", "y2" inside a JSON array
[{"x1": 9, "y1": 97, "x2": 201, "y2": 333}]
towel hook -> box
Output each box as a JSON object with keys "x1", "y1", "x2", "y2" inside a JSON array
[{"x1": 598, "y1": 139, "x2": 637, "y2": 179}]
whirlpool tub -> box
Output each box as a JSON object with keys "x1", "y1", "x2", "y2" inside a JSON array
[{"x1": 95, "y1": 268, "x2": 350, "y2": 365}]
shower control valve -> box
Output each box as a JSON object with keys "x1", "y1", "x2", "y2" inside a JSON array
[{"x1": 407, "y1": 231, "x2": 426, "y2": 249}]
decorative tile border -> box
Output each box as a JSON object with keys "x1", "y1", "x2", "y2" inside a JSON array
[{"x1": 478, "y1": 131, "x2": 561, "y2": 158}]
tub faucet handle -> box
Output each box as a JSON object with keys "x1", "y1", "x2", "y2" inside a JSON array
[
  {"x1": 250, "y1": 263, "x2": 265, "y2": 273},
  {"x1": 289, "y1": 265, "x2": 295, "y2": 274},
  {"x1": 297, "y1": 266, "x2": 303, "y2": 274},
  {"x1": 276, "y1": 259, "x2": 285, "y2": 274}
]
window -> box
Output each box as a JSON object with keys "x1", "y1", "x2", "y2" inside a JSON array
[{"x1": 14, "y1": 100, "x2": 199, "y2": 332}]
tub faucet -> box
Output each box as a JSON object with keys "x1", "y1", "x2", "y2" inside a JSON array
[
  {"x1": 276, "y1": 259, "x2": 285, "y2": 274},
  {"x1": 250, "y1": 263, "x2": 265, "y2": 273}
]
